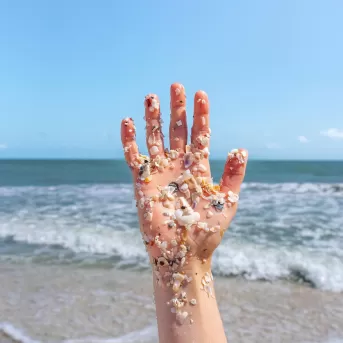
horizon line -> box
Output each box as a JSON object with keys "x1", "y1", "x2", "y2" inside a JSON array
[{"x1": 0, "y1": 158, "x2": 343, "y2": 162}]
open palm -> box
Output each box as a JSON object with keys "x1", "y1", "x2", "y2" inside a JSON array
[{"x1": 121, "y1": 83, "x2": 248, "y2": 278}]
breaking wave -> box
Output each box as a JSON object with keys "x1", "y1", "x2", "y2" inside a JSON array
[{"x1": 0, "y1": 183, "x2": 342, "y2": 292}]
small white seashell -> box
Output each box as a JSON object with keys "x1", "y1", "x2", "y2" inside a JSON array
[
  {"x1": 198, "y1": 164, "x2": 207, "y2": 173},
  {"x1": 176, "y1": 120, "x2": 183, "y2": 127},
  {"x1": 190, "y1": 299, "x2": 197, "y2": 306},
  {"x1": 205, "y1": 273, "x2": 211, "y2": 283},
  {"x1": 206, "y1": 211, "x2": 213, "y2": 219},
  {"x1": 228, "y1": 191, "x2": 239, "y2": 203},
  {"x1": 176, "y1": 311, "x2": 188, "y2": 324},
  {"x1": 150, "y1": 146, "x2": 159, "y2": 155},
  {"x1": 162, "y1": 158, "x2": 169, "y2": 167},
  {"x1": 175, "y1": 209, "x2": 201, "y2": 226},
  {"x1": 173, "y1": 273, "x2": 185, "y2": 281},
  {"x1": 144, "y1": 212, "x2": 153, "y2": 222},
  {"x1": 169, "y1": 150, "x2": 179, "y2": 160},
  {"x1": 180, "y1": 183, "x2": 189, "y2": 192},
  {"x1": 171, "y1": 239, "x2": 178, "y2": 246},
  {"x1": 173, "y1": 280, "x2": 181, "y2": 292},
  {"x1": 197, "y1": 222, "x2": 207, "y2": 230}
]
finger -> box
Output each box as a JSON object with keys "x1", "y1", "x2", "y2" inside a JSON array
[
  {"x1": 220, "y1": 149, "x2": 248, "y2": 197},
  {"x1": 121, "y1": 117, "x2": 140, "y2": 170},
  {"x1": 169, "y1": 83, "x2": 187, "y2": 152},
  {"x1": 191, "y1": 90, "x2": 210, "y2": 155},
  {"x1": 144, "y1": 94, "x2": 165, "y2": 159}
]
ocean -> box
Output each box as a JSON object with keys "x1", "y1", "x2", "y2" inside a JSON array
[{"x1": 0, "y1": 159, "x2": 343, "y2": 343}]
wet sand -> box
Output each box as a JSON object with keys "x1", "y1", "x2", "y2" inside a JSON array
[{"x1": 1, "y1": 262, "x2": 343, "y2": 343}]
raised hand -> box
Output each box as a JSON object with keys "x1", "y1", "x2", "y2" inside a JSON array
[{"x1": 120, "y1": 83, "x2": 248, "y2": 332}]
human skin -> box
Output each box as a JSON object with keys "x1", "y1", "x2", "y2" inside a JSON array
[{"x1": 120, "y1": 83, "x2": 248, "y2": 343}]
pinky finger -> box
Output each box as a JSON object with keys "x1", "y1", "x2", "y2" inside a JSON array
[
  {"x1": 220, "y1": 149, "x2": 248, "y2": 196},
  {"x1": 121, "y1": 117, "x2": 140, "y2": 170}
]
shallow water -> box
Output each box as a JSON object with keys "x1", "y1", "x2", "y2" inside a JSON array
[{"x1": 0, "y1": 160, "x2": 342, "y2": 342}]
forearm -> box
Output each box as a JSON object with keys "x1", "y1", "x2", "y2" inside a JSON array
[{"x1": 153, "y1": 260, "x2": 227, "y2": 343}]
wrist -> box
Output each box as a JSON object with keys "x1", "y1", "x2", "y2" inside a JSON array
[{"x1": 152, "y1": 257, "x2": 215, "y2": 322}]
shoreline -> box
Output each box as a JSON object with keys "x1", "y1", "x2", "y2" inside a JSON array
[{"x1": 1, "y1": 262, "x2": 343, "y2": 343}]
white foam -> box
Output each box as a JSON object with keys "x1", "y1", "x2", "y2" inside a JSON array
[
  {"x1": 213, "y1": 240, "x2": 343, "y2": 292},
  {"x1": 0, "y1": 322, "x2": 41, "y2": 343},
  {"x1": 0, "y1": 183, "x2": 342, "y2": 292}
]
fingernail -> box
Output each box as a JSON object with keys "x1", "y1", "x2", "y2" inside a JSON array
[
  {"x1": 121, "y1": 117, "x2": 136, "y2": 141},
  {"x1": 194, "y1": 91, "x2": 209, "y2": 113},
  {"x1": 144, "y1": 94, "x2": 160, "y2": 115},
  {"x1": 170, "y1": 83, "x2": 186, "y2": 108}
]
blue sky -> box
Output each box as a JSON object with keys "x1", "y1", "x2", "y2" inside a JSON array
[{"x1": 0, "y1": 0, "x2": 342, "y2": 160}]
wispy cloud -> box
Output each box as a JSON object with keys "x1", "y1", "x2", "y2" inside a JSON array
[
  {"x1": 266, "y1": 142, "x2": 280, "y2": 149},
  {"x1": 298, "y1": 135, "x2": 309, "y2": 143},
  {"x1": 0, "y1": 143, "x2": 7, "y2": 150},
  {"x1": 320, "y1": 128, "x2": 343, "y2": 140}
]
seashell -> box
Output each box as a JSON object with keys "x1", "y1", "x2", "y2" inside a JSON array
[
  {"x1": 157, "y1": 257, "x2": 168, "y2": 267},
  {"x1": 171, "y1": 239, "x2": 178, "y2": 246},
  {"x1": 144, "y1": 212, "x2": 153, "y2": 222},
  {"x1": 169, "y1": 150, "x2": 179, "y2": 160},
  {"x1": 198, "y1": 164, "x2": 207, "y2": 173},
  {"x1": 197, "y1": 222, "x2": 207, "y2": 230},
  {"x1": 139, "y1": 162, "x2": 151, "y2": 180},
  {"x1": 206, "y1": 211, "x2": 213, "y2": 219},
  {"x1": 184, "y1": 152, "x2": 194, "y2": 169},
  {"x1": 138, "y1": 197, "x2": 145, "y2": 209},
  {"x1": 175, "y1": 209, "x2": 200, "y2": 226},
  {"x1": 202, "y1": 147, "x2": 209, "y2": 158},
  {"x1": 150, "y1": 146, "x2": 159, "y2": 155},
  {"x1": 173, "y1": 273, "x2": 185, "y2": 281},
  {"x1": 194, "y1": 152, "x2": 202, "y2": 160},
  {"x1": 176, "y1": 311, "x2": 188, "y2": 324},
  {"x1": 228, "y1": 191, "x2": 239, "y2": 203},
  {"x1": 168, "y1": 182, "x2": 179, "y2": 194},
  {"x1": 173, "y1": 280, "x2": 181, "y2": 292},
  {"x1": 180, "y1": 183, "x2": 189, "y2": 192}
]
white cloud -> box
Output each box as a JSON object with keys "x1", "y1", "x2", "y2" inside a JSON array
[
  {"x1": 320, "y1": 128, "x2": 343, "y2": 140},
  {"x1": 298, "y1": 135, "x2": 309, "y2": 143},
  {"x1": 0, "y1": 143, "x2": 7, "y2": 150},
  {"x1": 266, "y1": 142, "x2": 280, "y2": 149}
]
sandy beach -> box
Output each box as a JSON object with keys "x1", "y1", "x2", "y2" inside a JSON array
[{"x1": 1, "y1": 262, "x2": 342, "y2": 343}]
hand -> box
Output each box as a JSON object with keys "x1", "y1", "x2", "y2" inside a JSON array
[{"x1": 121, "y1": 83, "x2": 248, "y2": 325}]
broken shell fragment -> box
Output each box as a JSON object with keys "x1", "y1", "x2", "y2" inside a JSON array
[
  {"x1": 190, "y1": 299, "x2": 197, "y2": 306},
  {"x1": 206, "y1": 211, "x2": 214, "y2": 219},
  {"x1": 173, "y1": 280, "x2": 181, "y2": 292},
  {"x1": 227, "y1": 190, "x2": 239, "y2": 203},
  {"x1": 175, "y1": 209, "x2": 200, "y2": 227},
  {"x1": 176, "y1": 311, "x2": 188, "y2": 324},
  {"x1": 168, "y1": 182, "x2": 179, "y2": 194},
  {"x1": 157, "y1": 257, "x2": 168, "y2": 267},
  {"x1": 180, "y1": 183, "x2": 189, "y2": 192},
  {"x1": 198, "y1": 164, "x2": 207, "y2": 173},
  {"x1": 184, "y1": 152, "x2": 194, "y2": 169},
  {"x1": 169, "y1": 150, "x2": 179, "y2": 160}
]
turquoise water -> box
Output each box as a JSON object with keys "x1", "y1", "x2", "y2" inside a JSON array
[
  {"x1": 1, "y1": 159, "x2": 343, "y2": 186},
  {"x1": 0, "y1": 159, "x2": 343, "y2": 291}
]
